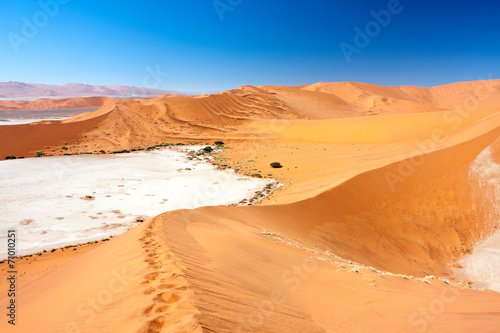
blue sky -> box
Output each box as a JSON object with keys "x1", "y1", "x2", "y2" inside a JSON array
[{"x1": 0, "y1": 0, "x2": 499, "y2": 93}]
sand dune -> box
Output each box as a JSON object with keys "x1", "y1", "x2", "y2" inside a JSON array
[
  {"x1": 300, "y1": 80, "x2": 500, "y2": 114},
  {"x1": 2, "y1": 80, "x2": 498, "y2": 159},
  {"x1": 0, "y1": 95, "x2": 184, "y2": 111},
  {"x1": 0, "y1": 86, "x2": 301, "y2": 158},
  {"x1": 0, "y1": 80, "x2": 499, "y2": 332},
  {"x1": 0, "y1": 96, "x2": 116, "y2": 111}
]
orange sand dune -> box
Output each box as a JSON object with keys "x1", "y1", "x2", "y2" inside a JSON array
[
  {"x1": 1, "y1": 80, "x2": 499, "y2": 159},
  {"x1": 0, "y1": 94, "x2": 182, "y2": 111},
  {"x1": 402, "y1": 80, "x2": 500, "y2": 110},
  {"x1": 0, "y1": 113, "x2": 109, "y2": 157},
  {"x1": 0, "y1": 85, "x2": 301, "y2": 158},
  {"x1": 299, "y1": 81, "x2": 444, "y2": 114},
  {"x1": 0, "y1": 96, "x2": 116, "y2": 111},
  {"x1": 292, "y1": 80, "x2": 500, "y2": 116},
  {"x1": 1, "y1": 80, "x2": 500, "y2": 332},
  {"x1": 3, "y1": 116, "x2": 499, "y2": 332}
]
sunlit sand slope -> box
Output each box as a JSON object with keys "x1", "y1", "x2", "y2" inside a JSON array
[{"x1": 0, "y1": 86, "x2": 300, "y2": 158}]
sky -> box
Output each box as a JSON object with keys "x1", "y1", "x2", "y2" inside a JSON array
[{"x1": 0, "y1": 0, "x2": 499, "y2": 94}]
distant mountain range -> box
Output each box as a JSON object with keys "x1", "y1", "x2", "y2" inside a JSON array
[{"x1": 0, "y1": 81, "x2": 180, "y2": 98}]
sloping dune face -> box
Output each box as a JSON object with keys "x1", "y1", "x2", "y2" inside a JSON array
[
  {"x1": 0, "y1": 96, "x2": 116, "y2": 110},
  {"x1": 1, "y1": 80, "x2": 498, "y2": 159},
  {"x1": 0, "y1": 113, "x2": 110, "y2": 158},
  {"x1": 0, "y1": 86, "x2": 301, "y2": 158},
  {"x1": 75, "y1": 86, "x2": 301, "y2": 149},
  {"x1": 1, "y1": 80, "x2": 500, "y2": 332},
  {"x1": 299, "y1": 81, "x2": 445, "y2": 114},
  {"x1": 403, "y1": 80, "x2": 500, "y2": 110},
  {"x1": 294, "y1": 80, "x2": 500, "y2": 116},
  {"x1": 259, "y1": 126, "x2": 500, "y2": 276}
]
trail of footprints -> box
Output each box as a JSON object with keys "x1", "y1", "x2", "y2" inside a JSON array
[{"x1": 139, "y1": 222, "x2": 201, "y2": 333}]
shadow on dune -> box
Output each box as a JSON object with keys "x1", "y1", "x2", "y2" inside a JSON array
[{"x1": 166, "y1": 125, "x2": 500, "y2": 277}]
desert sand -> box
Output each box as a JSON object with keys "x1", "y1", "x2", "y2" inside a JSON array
[
  {"x1": 0, "y1": 80, "x2": 499, "y2": 332},
  {"x1": 0, "y1": 96, "x2": 116, "y2": 111},
  {"x1": 0, "y1": 94, "x2": 182, "y2": 111}
]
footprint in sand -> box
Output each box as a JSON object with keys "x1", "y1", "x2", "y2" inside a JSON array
[
  {"x1": 155, "y1": 306, "x2": 170, "y2": 313},
  {"x1": 158, "y1": 284, "x2": 186, "y2": 291},
  {"x1": 146, "y1": 315, "x2": 170, "y2": 333},
  {"x1": 156, "y1": 291, "x2": 181, "y2": 304},
  {"x1": 144, "y1": 287, "x2": 156, "y2": 295},
  {"x1": 139, "y1": 221, "x2": 200, "y2": 332},
  {"x1": 145, "y1": 272, "x2": 161, "y2": 281},
  {"x1": 143, "y1": 304, "x2": 155, "y2": 315}
]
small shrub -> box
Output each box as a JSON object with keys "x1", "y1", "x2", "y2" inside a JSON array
[
  {"x1": 61, "y1": 146, "x2": 68, "y2": 150},
  {"x1": 99, "y1": 150, "x2": 106, "y2": 154},
  {"x1": 4, "y1": 155, "x2": 16, "y2": 160},
  {"x1": 214, "y1": 141, "x2": 224, "y2": 146},
  {"x1": 270, "y1": 162, "x2": 283, "y2": 168},
  {"x1": 36, "y1": 152, "x2": 45, "y2": 157},
  {"x1": 251, "y1": 173, "x2": 262, "y2": 178},
  {"x1": 50, "y1": 249, "x2": 56, "y2": 253},
  {"x1": 202, "y1": 146, "x2": 213, "y2": 153}
]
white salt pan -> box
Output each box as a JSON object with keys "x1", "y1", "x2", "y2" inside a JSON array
[
  {"x1": 0, "y1": 148, "x2": 270, "y2": 258},
  {"x1": 457, "y1": 147, "x2": 500, "y2": 292}
]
